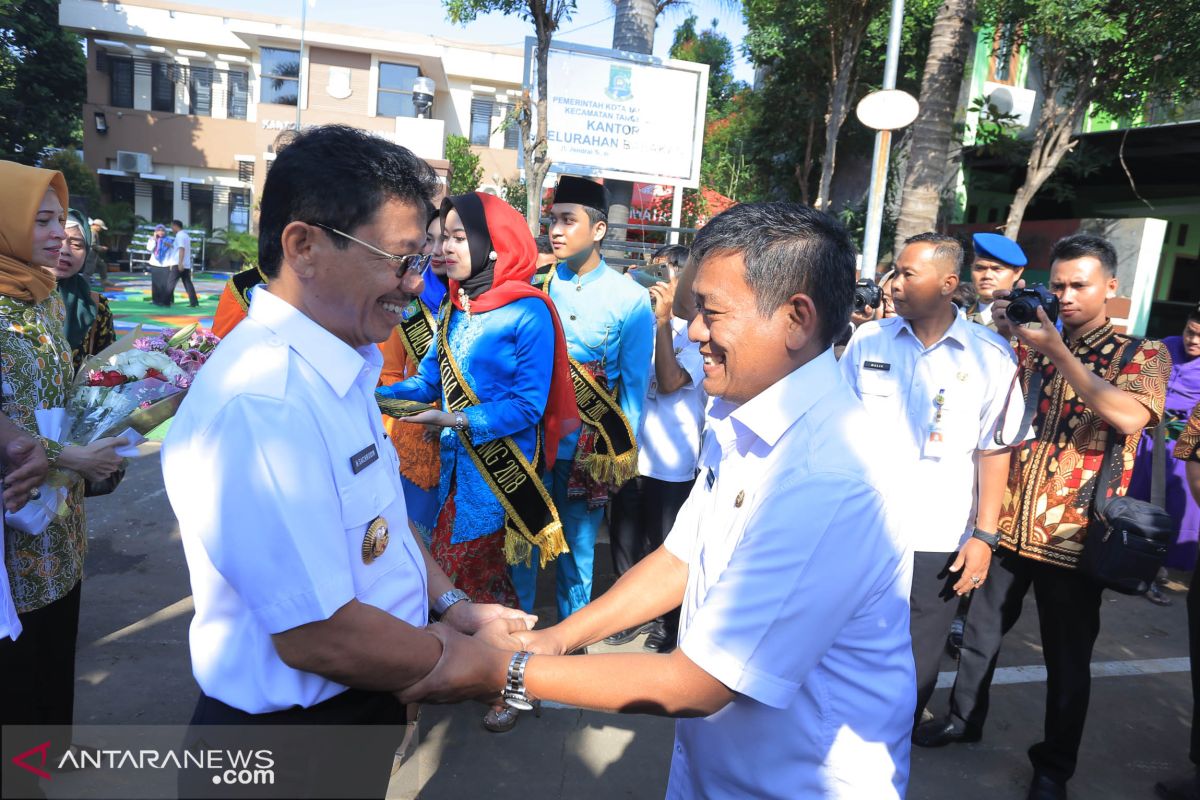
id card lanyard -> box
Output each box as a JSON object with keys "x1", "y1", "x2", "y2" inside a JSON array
[{"x1": 923, "y1": 387, "x2": 947, "y2": 459}]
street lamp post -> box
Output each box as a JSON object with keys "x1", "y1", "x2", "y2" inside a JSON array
[{"x1": 857, "y1": 0, "x2": 914, "y2": 279}]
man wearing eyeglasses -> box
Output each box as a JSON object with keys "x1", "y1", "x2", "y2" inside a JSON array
[{"x1": 161, "y1": 125, "x2": 532, "y2": 799}]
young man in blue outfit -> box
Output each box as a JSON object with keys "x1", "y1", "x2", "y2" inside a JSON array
[{"x1": 510, "y1": 176, "x2": 655, "y2": 622}]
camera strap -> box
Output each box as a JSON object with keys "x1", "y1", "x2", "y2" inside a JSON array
[
  {"x1": 1093, "y1": 338, "x2": 1155, "y2": 518},
  {"x1": 992, "y1": 356, "x2": 1044, "y2": 447}
]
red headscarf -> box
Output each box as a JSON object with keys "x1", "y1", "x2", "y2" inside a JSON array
[{"x1": 447, "y1": 192, "x2": 579, "y2": 466}]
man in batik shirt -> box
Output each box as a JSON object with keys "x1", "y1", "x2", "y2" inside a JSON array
[{"x1": 916, "y1": 233, "x2": 1170, "y2": 800}]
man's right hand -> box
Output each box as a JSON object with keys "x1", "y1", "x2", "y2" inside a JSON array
[
  {"x1": 397, "y1": 622, "x2": 512, "y2": 704},
  {"x1": 2, "y1": 433, "x2": 49, "y2": 512},
  {"x1": 991, "y1": 279, "x2": 1024, "y2": 339},
  {"x1": 511, "y1": 626, "x2": 570, "y2": 656}
]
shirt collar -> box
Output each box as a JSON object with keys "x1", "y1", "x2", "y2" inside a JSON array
[
  {"x1": 709, "y1": 347, "x2": 842, "y2": 450},
  {"x1": 893, "y1": 310, "x2": 970, "y2": 350},
  {"x1": 248, "y1": 288, "x2": 379, "y2": 398},
  {"x1": 1066, "y1": 319, "x2": 1114, "y2": 353},
  {"x1": 554, "y1": 258, "x2": 609, "y2": 288}
]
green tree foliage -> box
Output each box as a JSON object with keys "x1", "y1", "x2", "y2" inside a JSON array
[
  {"x1": 443, "y1": 0, "x2": 578, "y2": 232},
  {"x1": 0, "y1": 0, "x2": 87, "y2": 163},
  {"x1": 41, "y1": 149, "x2": 99, "y2": 210},
  {"x1": 666, "y1": 16, "x2": 757, "y2": 202},
  {"x1": 990, "y1": 0, "x2": 1200, "y2": 234},
  {"x1": 445, "y1": 134, "x2": 483, "y2": 195},
  {"x1": 741, "y1": 0, "x2": 938, "y2": 206}
]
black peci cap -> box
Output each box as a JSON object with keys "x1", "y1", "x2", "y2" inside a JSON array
[{"x1": 552, "y1": 176, "x2": 610, "y2": 216}]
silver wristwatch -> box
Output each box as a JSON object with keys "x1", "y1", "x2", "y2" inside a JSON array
[
  {"x1": 431, "y1": 588, "x2": 471, "y2": 619},
  {"x1": 452, "y1": 411, "x2": 467, "y2": 431},
  {"x1": 503, "y1": 651, "x2": 534, "y2": 711}
]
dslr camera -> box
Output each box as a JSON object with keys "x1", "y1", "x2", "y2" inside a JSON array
[
  {"x1": 1005, "y1": 285, "x2": 1060, "y2": 325},
  {"x1": 853, "y1": 279, "x2": 883, "y2": 313}
]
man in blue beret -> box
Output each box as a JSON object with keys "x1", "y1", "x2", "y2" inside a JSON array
[{"x1": 967, "y1": 232, "x2": 1027, "y2": 331}]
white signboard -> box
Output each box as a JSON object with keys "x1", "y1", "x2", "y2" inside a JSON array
[{"x1": 523, "y1": 39, "x2": 708, "y2": 188}]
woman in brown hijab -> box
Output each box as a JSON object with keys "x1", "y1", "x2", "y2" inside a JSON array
[{"x1": 0, "y1": 161, "x2": 127, "y2": 783}]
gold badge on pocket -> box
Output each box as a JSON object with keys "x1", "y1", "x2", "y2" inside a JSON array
[{"x1": 362, "y1": 516, "x2": 390, "y2": 564}]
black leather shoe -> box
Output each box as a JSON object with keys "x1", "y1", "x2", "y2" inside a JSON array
[
  {"x1": 644, "y1": 622, "x2": 676, "y2": 653},
  {"x1": 1156, "y1": 768, "x2": 1200, "y2": 800},
  {"x1": 603, "y1": 621, "x2": 656, "y2": 646},
  {"x1": 1027, "y1": 773, "x2": 1067, "y2": 800},
  {"x1": 912, "y1": 717, "x2": 981, "y2": 748}
]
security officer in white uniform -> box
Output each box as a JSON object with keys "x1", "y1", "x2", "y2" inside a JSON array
[
  {"x1": 840, "y1": 232, "x2": 1024, "y2": 731},
  {"x1": 162, "y1": 125, "x2": 531, "y2": 799}
]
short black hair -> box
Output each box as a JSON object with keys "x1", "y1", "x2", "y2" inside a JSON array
[
  {"x1": 258, "y1": 124, "x2": 439, "y2": 278},
  {"x1": 584, "y1": 206, "x2": 607, "y2": 247},
  {"x1": 691, "y1": 202, "x2": 857, "y2": 347},
  {"x1": 535, "y1": 234, "x2": 554, "y2": 255},
  {"x1": 1049, "y1": 233, "x2": 1118, "y2": 277},
  {"x1": 424, "y1": 199, "x2": 438, "y2": 227},
  {"x1": 652, "y1": 244, "x2": 690, "y2": 272},
  {"x1": 1188, "y1": 303, "x2": 1200, "y2": 324},
  {"x1": 903, "y1": 231, "x2": 964, "y2": 273},
  {"x1": 171, "y1": 219, "x2": 183, "y2": 228}
]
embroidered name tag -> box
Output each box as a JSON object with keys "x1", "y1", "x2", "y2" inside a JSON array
[
  {"x1": 350, "y1": 444, "x2": 380, "y2": 475},
  {"x1": 864, "y1": 360, "x2": 891, "y2": 371}
]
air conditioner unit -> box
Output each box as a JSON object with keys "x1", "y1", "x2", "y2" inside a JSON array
[
  {"x1": 982, "y1": 82, "x2": 1039, "y2": 130},
  {"x1": 116, "y1": 151, "x2": 153, "y2": 173}
]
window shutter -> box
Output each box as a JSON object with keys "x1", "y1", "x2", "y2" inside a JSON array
[{"x1": 470, "y1": 98, "x2": 494, "y2": 146}]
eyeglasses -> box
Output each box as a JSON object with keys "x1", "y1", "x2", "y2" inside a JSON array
[{"x1": 313, "y1": 222, "x2": 430, "y2": 273}]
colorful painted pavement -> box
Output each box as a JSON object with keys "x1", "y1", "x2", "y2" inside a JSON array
[{"x1": 101, "y1": 270, "x2": 231, "y2": 333}]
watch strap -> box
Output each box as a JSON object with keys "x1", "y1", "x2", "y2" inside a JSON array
[
  {"x1": 971, "y1": 527, "x2": 1001, "y2": 551},
  {"x1": 432, "y1": 588, "x2": 470, "y2": 619}
]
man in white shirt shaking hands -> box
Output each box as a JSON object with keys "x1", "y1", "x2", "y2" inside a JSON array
[{"x1": 401, "y1": 203, "x2": 917, "y2": 800}]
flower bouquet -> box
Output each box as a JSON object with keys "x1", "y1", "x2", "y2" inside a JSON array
[
  {"x1": 5, "y1": 324, "x2": 220, "y2": 534},
  {"x1": 67, "y1": 323, "x2": 220, "y2": 445}
]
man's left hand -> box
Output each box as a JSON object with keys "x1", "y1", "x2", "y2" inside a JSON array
[
  {"x1": 948, "y1": 537, "x2": 993, "y2": 595},
  {"x1": 1011, "y1": 306, "x2": 1066, "y2": 359},
  {"x1": 441, "y1": 601, "x2": 536, "y2": 636}
]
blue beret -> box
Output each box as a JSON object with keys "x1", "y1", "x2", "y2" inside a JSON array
[{"x1": 972, "y1": 232, "x2": 1027, "y2": 267}]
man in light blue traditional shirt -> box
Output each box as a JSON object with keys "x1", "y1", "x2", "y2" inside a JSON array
[{"x1": 511, "y1": 176, "x2": 655, "y2": 622}]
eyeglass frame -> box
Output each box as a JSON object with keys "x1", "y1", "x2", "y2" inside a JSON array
[{"x1": 311, "y1": 222, "x2": 430, "y2": 274}]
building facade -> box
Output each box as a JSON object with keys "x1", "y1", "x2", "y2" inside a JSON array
[{"x1": 60, "y1": 0, "x2": 525, "y2": 238}]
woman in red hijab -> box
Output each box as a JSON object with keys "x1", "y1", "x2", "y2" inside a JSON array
[{"x1": 377, "y1": 192, "x2": 577, "y2": 730}]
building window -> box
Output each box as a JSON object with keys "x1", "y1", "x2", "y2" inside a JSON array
[
  {"x1": 151, "y1": 182, "x2": 173, "y2": 224},
  {"x1": 260, "y1": 47, "x2": 300, "y2": 106},
  {"x1": 187, "y1": 187, "x2": 214, "y2": 234},
  {"x1": 227, "y1": 70, "x2": 249, "y2": 120},
  {"x1": 110, "y1": 57, "x2": 134, "y2": 108},
  {"x1": 500, "y1": 104, "x2": 520, "y2": 150},
  {"x1": 190, "y1": 67, "x2": 214, "y2": 116},
  {"x1": 108, "y1": 179, "x2": 134, "y2": 208},
  {"x1": 470, "y1": 97, "x2": 494, "y2": 146},
  {"x1": 151, "y1": 63, "x2": 174, "y2": 112},
  {"x1": 229, "y1": 190, "x2": 251, "y2": 233},
  {"x1": 377, "y1": 62, "x2": 419, "y2": 118},
  {"x1": 237, "y1": 160, "x2": 254, "y2": 182}
]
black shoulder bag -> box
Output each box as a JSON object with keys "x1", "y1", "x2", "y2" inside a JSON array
[{"x1": 1079, "y1": 340, "x2": 1173, "y2": 594}]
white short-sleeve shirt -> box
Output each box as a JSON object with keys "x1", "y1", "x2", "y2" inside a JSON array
[
  {"x1": 173, "y1": 229, "x2": 192, "y2": 270},
  {"x1": 162, "y1": 289, "x2": 429, "y2": 714},
  {"x1": 638, "y1": 316, "x2": 707, "y2": 482},
  {"x1": 664, "y1": 349, "x2": 915, "y2": 800},
  {"x1": 839, "y1": 313, "x2": 1023, "y2": 553}
]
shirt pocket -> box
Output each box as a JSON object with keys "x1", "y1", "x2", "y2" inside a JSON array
[
  {"x1": 337, "y1": 466, "x2": 400, "y2": 592},
  {"x1": 859, "y1": 366, "x2": 898, "y2": 397}
]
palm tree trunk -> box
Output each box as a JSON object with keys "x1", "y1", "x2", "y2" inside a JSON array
[
  {"x1": 606, "y1": 0, "x2": 657, "y2": 250},
  {"x1": 892, "y1": 0, "x2": 975, "y2": 249}
]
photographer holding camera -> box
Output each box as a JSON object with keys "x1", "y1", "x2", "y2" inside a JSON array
[{"x1": 915, "y1": 233, "x2": 1171, "y2": 800}]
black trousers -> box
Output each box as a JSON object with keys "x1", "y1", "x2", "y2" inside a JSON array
[
  {"x1": 170, "y1": 267, "x2": 200, "y2": 305},
  {"x1": 946, "y1": 549, "x2": 1104, "y2": 783},
  {"x1": 910, "y1": 551, "x2": 962, "y2": 727},
  {"x1": 0, "y1": 581, "x2": 84, "y2": 799},
  {"x1": 609, "y1": 475, "x2": 692, "y2": 640},
  {"x1": 179, "y1": 689, "x2": 407, "y2": 799}
]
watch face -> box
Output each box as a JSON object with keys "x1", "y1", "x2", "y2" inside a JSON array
[{"x1": 504, "y1": 696, "x2": 534, "y2": 712}]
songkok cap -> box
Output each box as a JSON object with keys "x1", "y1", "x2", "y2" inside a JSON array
[
  {"x1": 552, "y1": 176, "x2": 610, "y2": 216},
  {"x1": 973, "y1": 232, "x2": 1027, "y2": 268}
]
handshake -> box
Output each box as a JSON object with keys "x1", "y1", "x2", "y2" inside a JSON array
[{"x1": 399, "y1": 602, "x2": 576, "y2": 707}]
